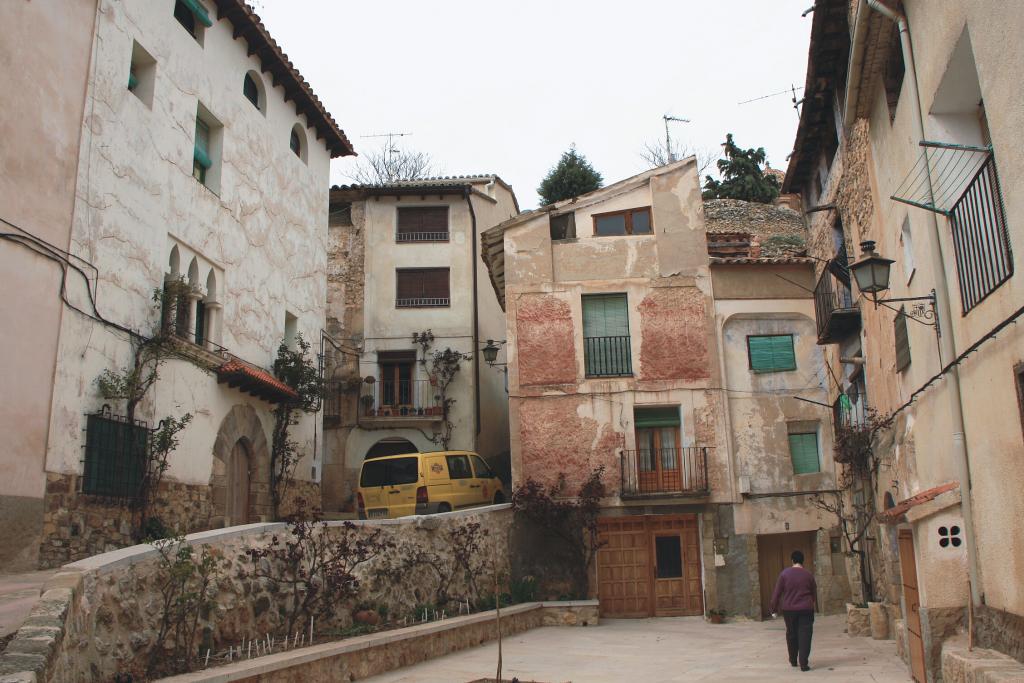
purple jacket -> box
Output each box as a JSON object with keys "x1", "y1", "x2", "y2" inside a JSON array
[{"x1": 770, "y1": 566, "x2": 817, "y2": 612}]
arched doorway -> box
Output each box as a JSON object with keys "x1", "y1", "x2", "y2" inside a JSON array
[
  {"x1": 365, "y1": 438, "x2": 418, "y2": 460},
  {"x1": 227, "y1": 439, "x2": 251, "y2": 524}
]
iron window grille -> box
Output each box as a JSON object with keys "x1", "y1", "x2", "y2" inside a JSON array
[
  {"x1": 583, "y1": 335, "x2": 633, "y2": 377},
  {"x1": 81, "y1": 406, "x2": 150, "y2": 504}
]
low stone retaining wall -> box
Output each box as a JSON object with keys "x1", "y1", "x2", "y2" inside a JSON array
[
  {"x1": 942, "y1": 639, "x2": 1024, "y2": 682},
  {"x1": 156, "y1": 601, "x2": 599, "y2": 683},
  {"x1": 0, "y1": 505, "x2": 513, "y2": 683}
]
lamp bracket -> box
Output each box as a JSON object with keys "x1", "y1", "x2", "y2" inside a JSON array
[{"x1": 870, "y1": 289, "x2": 939, "y2": 331}]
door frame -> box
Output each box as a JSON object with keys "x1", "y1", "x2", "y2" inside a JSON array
[{"x1": 898, "y1": 529, "x2": 928, "y2": 683}]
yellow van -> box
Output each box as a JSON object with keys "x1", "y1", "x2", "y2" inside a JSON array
[{"x1": 356, "y1": 451, "x2": 505, "y2": 520}]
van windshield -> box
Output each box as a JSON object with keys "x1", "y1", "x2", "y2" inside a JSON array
[{"x1": 361, "y1": 457, "x2": 418, "y2": 487}]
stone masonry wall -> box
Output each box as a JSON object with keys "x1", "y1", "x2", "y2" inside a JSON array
[
  {"x1": 4, "y1": 506, "x2": 512, "y2": 683},
  {"x1": 38, "y1": 474, "x2": 321, "y2": 569}
]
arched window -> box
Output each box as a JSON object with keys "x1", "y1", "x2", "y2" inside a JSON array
[
  {"x1": 187, "y1": 257, "x2": 199, "y2": 287},
  {"x1": 168, "y1": 245, "x2": 180, "y2": 277},
  {"x1": 289, "y1": 128, "x2": 302, "y2": 157},
  {"x1": 205, "y1": 269, "x2": 217, "y2": 302},
  {"x1": 243, "y1": 73, "x2": 259, "y2": 108}
]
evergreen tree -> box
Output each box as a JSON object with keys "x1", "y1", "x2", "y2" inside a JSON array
[
  {"x1": 702, "y1": 133, "x2": 780, "y2": 203},
  {"x1": 537, "y1": 145, "x2": 603, "y2": 206}
]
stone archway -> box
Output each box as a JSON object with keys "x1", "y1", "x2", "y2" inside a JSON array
[
  {"x1": 365, "y1": 438, "x2": 418, "y2": 459},
  {"x1": 211, "y1": 405, "x2": 271, "y2": 527}
]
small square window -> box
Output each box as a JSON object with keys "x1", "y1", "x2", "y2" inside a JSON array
[
  {"x1": 174, "y1": 0, "x2": 211, "y2": 45},
  {"x1": 128, "y1": 41, "x2": 156, "y2": 108},
  {"x1": 747, "y1": 335, "x2": 797, "y2": 373},
  {"x1": 592, "y1": 207, "x2": 652, "y2": 236},
  {"x1": 788, "y1": 431, "x2": 820, "y2": 475},
  {"x1": 193, "y1": 104, "x2": 222, "y2": 193}
]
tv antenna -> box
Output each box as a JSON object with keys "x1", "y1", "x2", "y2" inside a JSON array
[
  {"x1": 360, "y1": 132, "x2": 412, "y2": 154},
  {"x1": 663, "y1": 115, "x2": 691, "y2": 163}
]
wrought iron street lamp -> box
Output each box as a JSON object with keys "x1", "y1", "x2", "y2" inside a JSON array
[{"x1": 850, "y1": 240, "x2": 938, "y2": 330}]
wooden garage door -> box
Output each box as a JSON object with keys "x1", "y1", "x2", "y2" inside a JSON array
[{"x1": 598, "y1": 515, "x2": 704, "y2": 618}]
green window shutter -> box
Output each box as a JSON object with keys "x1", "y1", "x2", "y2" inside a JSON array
[
  {"x1": 194, "y1": 119, "x2": 212, "y2": 169},
  {"x1": 582, "y1": 294, "x2": 631, "y2": 376},
  {"x1": 789, "y1": 433, "x2": 820, "y2": 474},
  {"x1": 748, "y1": 335, "x2": 796, "y2": 373},
  {"x1": 128, "y1": 70, "x2": 139, "y2": 91},
  {"x1": 182, "y1": 0, "x2": 213, "y2": 27},
  {"x1": 634, "y1": 406, "x2": 681, "y2": 428}
]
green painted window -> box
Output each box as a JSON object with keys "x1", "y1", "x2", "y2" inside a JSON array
[
  {"x1": 747, "y1": 334, "x2": 796, "y2": 373},
  {"x1": 788, "y1": 432, "x2": 820, "y2": 475},
  {"x1": 193, "y1": 118, "x2": 211, "y2": 184},
  {"x1": 582, "y1": 294, "x2": 631, "y2": 377}
]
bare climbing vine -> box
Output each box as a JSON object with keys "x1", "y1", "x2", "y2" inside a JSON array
[
  {"x1": 270, "y1": 334, "x2": 322, "y2": 518},
  {"x1": 412, "y1": 330, "x2": 472, "y2": 450}
]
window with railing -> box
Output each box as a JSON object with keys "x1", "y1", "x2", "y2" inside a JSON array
[
  {"x1": 323, "y1": 379, "x2": 342, "y2": 427},
  {"x1": 582, "y1": 293, "x2": 632, "y2": 377},
  {"x1": 950, "y1": 153, "x2": 1013, "y2": 313},
  {"x1": 813, "y1": 264, "x2": 859, "y2": 344},
  {"x1": 82, "y1": 408, "x2": 149, "y2": 502},
  {"x1": 397, "y1": 206, "x2": 449, "y2": 243},
  {"x1": 396, "y1": 268, "x2": 450, "y2": 307}
]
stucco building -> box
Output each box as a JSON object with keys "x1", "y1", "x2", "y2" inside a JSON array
[
  {"x1": 785, "y1": 0, "x2": 1024, "y2": 679},
  {"x1": 0, "y1": 0, "x2": 354, "y2": 568},
  {"x1": 320, "y1": 177, "x2": 519, "y2": 512},
  {"x1": 481, "y1": 160, "x2": 851, "y2": 619}
]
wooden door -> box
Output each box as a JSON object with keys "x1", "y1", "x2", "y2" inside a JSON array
[
  {"x1": 757, "y1": 531, "x2": 817, "y2": 618},
  {"x1": 597, "y1": 515, "x2": 703, "y2": 618},
  {"x1": 597, "y1": 517, "x2": 651, "y2": 618},
  {"x1": 899, "y1": 530, "x2": 927, "y2": 682},
  {"x1": 227, "y1": 440, "x2": 250, "y2": 524},
  {"x1": 649, "y1": 516, "x2": 703, "y2": 616},
  {"x1": 636, "y1": 427, "x2": 681, "y2": 493}
]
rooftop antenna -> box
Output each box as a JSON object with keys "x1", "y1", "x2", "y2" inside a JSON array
[
  {"x1": 663, "y1": 115, "x2": 690, "y2": 163},
  {"x1": 360, "y1": 132, "x2": 412, "y2": 164},
  {"x1": 737, "y1": 85, "x2": 804, "y2": 106}
]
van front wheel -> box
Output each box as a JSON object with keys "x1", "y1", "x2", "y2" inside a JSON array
[{"x1": 436, "y1": 503, "x2": 452, "y2": 514}]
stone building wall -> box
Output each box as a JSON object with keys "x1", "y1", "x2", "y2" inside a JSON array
[{"x1": 7, "y1": 506, "x2": 511, "y2": 683}]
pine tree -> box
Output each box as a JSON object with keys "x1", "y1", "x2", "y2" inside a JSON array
[
  {"x1": 702, "y1": 133, "x2": 780, "y2": 203},
  {"x1": 537, "y1": 145, "x2": 603, "y2": 206}
]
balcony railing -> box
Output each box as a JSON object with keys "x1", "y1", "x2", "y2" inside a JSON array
[
  {"x1": 831, "y1": 394, "x2": 866, "y2": 431},
  {"x1": 323, "y1": 379, "x2": 343, "y2": 427},
  {"x1": 621, "y1": 447, "x2": 710, "y2": 498},
  {"x1": 584, "y1": 335, "x2": 632, "y2": 377},
  {"x1": 396, "y1": 297, "x2": 450, "y2": 308},
  {"x1": 950, "y1": 153, "x2": 1013, "y2": 313},
  {"x1": 396, "y1": 231, "x2": 449, "y2": 243},
  {"x1": 361, "y1": 379, "x2": 442, "y2": 418},
  {"x1": 813, "y1": 268, "x2": 860, "y2": 344}
]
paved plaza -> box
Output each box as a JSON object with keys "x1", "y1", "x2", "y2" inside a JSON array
[{"x1": 364, "y1": 614, "x2": 911, "y2": 682}]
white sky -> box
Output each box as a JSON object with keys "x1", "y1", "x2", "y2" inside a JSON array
[{"x1": 254, "y1": 0, "x2": 814, "y2": 209}]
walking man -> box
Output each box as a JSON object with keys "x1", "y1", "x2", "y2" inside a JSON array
[{"x1": 770, "y1": 550, "x2": 817, "y2": 671}]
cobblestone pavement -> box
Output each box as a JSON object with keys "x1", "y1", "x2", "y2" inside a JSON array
[
  {"x1": 0, "y1": 570, "x2": 56, "y2": 639},
  {"x1": 363, "y1": 614, "x2": 911, "y2": 682}
]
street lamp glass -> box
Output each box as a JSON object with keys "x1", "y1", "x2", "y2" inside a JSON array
[
  {"x1": 482, "y1": 341, "x2": 499, "y2": 364},
  {"x1": 850, "y1": 241, "x2": 894, "y2": 295}
]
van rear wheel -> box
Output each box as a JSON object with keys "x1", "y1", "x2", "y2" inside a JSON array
[
  {"x1": 493, "y1": 492, "x2": 505, "y2": 504},
  {"x1": 436, "y1": 503, "x2": 451, "y2": 514}
]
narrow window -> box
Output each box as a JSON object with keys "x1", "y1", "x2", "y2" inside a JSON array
[
  {"x1": 788, "y1": 431, "x2": 820, "y2": 475},
  {"x1": 128, "y1": 41, "x2": 156, "y2": 107},
  {"x1": 582, "y1": 294, "x2": 631, "y2": 377},
  {"x1": 1015, "y1": 363, "x2": 1024, "y2": 444},
  {"x1": 377, "y1": 350, "x2": 417, "y2": 411},
  {"x1": 901, "y1": 217, "x2": 915, "y2": 284},
  {"x1": 193, "y1": 117, "x2": 211, "y2": 185},
  {"x1": 284, "y1": 311, "x2": 297, "y2": 349},
  {"x1": 631, "y1": 407, "x2": 684, "y2": 495},
  {"x1": 396, "y1": 268, "x2": 450, "y2": 307},
  {"x1": 894, "y1": 307, "x2": 911, "y2": 372},
  {"x1": 397, "y1": 206, "x2": 449, "y2": 243},
  {"x1": 174, "y1": 0, "x2": 211, "y2": 44},
  {"x1": 243, "y1": 72, "x2": 261, "y2": 110},
  {"x1": 592, "y1": 207, "x2": 653, "y2": 236},
  {"x1": 290, "y1": 124, "x2": 307, "y2": 163},
  {"x1": 747, "y1": 335, "x2": 797, "y2": 374}
]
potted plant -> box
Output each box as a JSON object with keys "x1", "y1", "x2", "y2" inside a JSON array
[{"x1": 708, "y1": 608, "x2": 726, "y2": 624}]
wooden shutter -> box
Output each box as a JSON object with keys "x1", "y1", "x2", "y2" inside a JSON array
[
  {"x1": 894, "y1": 308, "x2": 911, "y2": 372},
  {"x1": 397, "y1": 207, "x2": 448, "y2": 237},
  {"x1": 788, "y1": 433, "x2": 820, "y2": 474},
  {"x1": 396, "y1": 268, "x2": 449, "y2": 305},
  {"x1": 748, "y1": 335, "x2": 796, "y2": 373}
]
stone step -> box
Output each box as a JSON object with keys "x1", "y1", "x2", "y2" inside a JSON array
[{"x1": 943, "y1": 641, "x2": 1024, "y2": 683}]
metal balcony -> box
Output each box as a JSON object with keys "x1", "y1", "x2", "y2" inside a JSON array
[
  {"x1": 584, "y1": 335, "x2": 633, "y2": 377},
  {"x1": 620, "y1": 447, "x2": 710, "y2": 498},
  {"x1": 361, "y1": 379, "x2": 442, "y2": 422},
  {"x1": 813, "y1": 268, "x2": 860, "y2": 344}
]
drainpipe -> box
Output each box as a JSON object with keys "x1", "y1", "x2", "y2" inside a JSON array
[
  {"x1": 465, "y1": 189, "x2": 481, "y2": 447},
  {"x1": 864, "y1": 0, "x2": 981, "y2": 606}
]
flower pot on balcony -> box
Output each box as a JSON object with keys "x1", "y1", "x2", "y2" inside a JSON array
[{"x1": 400, "y1": 407, "x2": 409, "y2": 416}]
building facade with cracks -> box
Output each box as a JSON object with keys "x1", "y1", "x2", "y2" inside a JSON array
[
  {"x1": 482, "y1": 159, "x2": 852, "y2": 620},
  {"x1": 785, "y1": 1, "x2": 1024, "y2": 680},
  {"x1": 0, "y1": 0, "x2": 354, "y2": 568}
]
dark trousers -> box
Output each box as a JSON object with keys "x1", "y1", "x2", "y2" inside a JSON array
[{"x1": 783, "y1": 610, "x2": 814, "y2": 666}]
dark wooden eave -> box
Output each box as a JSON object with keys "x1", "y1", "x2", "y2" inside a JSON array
[
  {"x1": 782, "y1": 0, "x2": 851, "y2": 194},
  {"x1": 211, "y1": 0, "x2": 355, "y2": 158}
]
